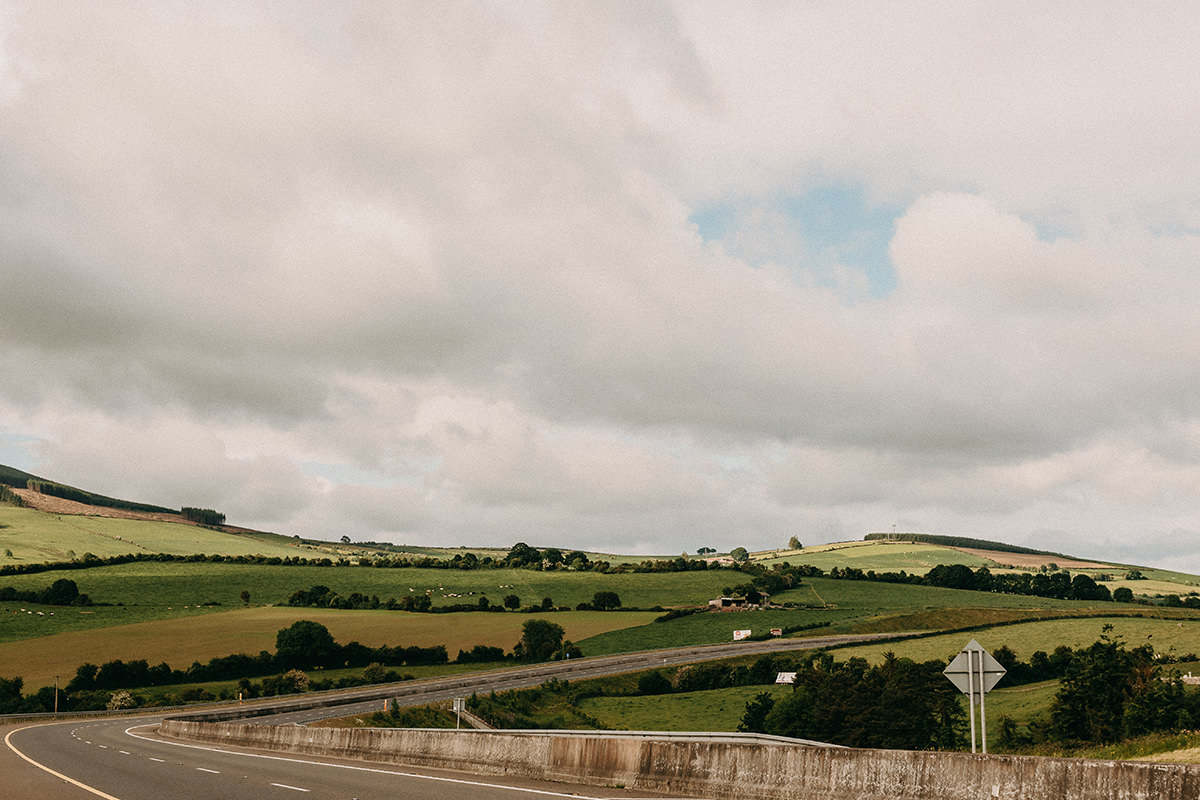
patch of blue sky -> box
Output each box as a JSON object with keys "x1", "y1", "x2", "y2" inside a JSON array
[
  {"x1": 691, "y1": 183, "x2": 901, "y2": 298},
  {"x1": 0, "y1": 431, "x2": 38, "y2": 471}
]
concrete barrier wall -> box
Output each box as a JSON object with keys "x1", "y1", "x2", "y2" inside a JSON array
[{"x1": 159, "y1": 718, "x2": 1200, "y2": 800}]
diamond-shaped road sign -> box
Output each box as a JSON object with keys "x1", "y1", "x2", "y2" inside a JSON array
[{"x1": 943, "y1": 639, "x2": 1006, "y2": 703}]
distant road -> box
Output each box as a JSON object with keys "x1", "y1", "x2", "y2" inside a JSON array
[
  {"x1": 245, "y1": 631, "x2": 910, "y2": 724},
  {"x1": 4, "y1": 631, "x2": 907, "y2": 800}
]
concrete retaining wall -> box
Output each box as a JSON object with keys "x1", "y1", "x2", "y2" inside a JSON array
[{"x1": 159, "y1": 718, "x2": 1200, "y2": 800}]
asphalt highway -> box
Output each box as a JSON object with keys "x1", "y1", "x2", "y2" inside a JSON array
[
  {"x1": 6, "y1": 717, "x2": 690, "y2": 799},
  {"x1": 246, "y1": 632, "x2": 908, "y2": 725},
  {"x1": 3, "y1": 632, "x2": 907, "y2": 799}
]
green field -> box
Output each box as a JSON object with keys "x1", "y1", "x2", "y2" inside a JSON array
[
  {"x1": 829, "y1": 616, "x2": 1200, "y2": 665},
  {"x1": 580, "y1": 684, "x2": 793, "y2": 732},
  {"x1": 754, "y1": 541, "x2": 996, "y2": 574},
  {"x1": 0, "y1": 561, "x2": 735, "y2": 616},
  {"x1": 578, "y1": 607, "x2": 862, "y2": 656},
  {"x1": 0, "y1": 506, "x2": 313, "y2": 562},
  {"x1": 579, "y1": 673, "x2": 1060, "y2": 742}
]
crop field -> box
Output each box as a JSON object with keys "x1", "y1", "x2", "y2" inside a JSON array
[
  {"x1": 577, "y1": 577, "x2": 1125, "y2": 656},
  {"x1": 577, "y1": 607, "x2": 864, "y2": 656},
  {"x1": 0, "y1": 607, "x2": 657, "y2": 689},
  {"x1": 1101, "y1": 579, "x2": 1200, "y2": 597},
  {"x1": 0, "y1": 561, "x2": 736, "y2": 618},
  {"x1": 0, "y1": 506, "x2": 310, "y2": 562},
  {"x1": 754, "y1": 541, "x2": 997, "y2": 573},
  {"x1": 775, "y1": 576, "x2": 1113, "y2": 612},
  {"x1": 579, "y1": 684, "x2": 792, "y2": 732},
  {"x1": 828, "y1": 615, "x2": 1200, "y2": 665}
]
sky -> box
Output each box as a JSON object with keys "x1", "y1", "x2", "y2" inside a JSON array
[{"x1": 2, "y1": 3, "x2": 1200, "y2": 569}]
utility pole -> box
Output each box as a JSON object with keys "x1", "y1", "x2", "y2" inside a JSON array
[{"x1": 54, "y1": 675, "x2": 59, "y2": 714}]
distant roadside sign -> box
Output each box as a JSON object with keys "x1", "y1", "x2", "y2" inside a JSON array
[
  {"x1": 733, "y1": 629, "x2": 752, "y2": 641},
  {"x1": 770, "y1": 628, "x2": 783, "y2": 637},
  {"x1": 775, "y1": 672, "x2": 796, "y2": 684},
  {"x1": 944, "y1": 639, "x2": 1006, "y2": 754},
  {"x1": 944, "y1": 640, "x2": 1006, "y2": 703}
]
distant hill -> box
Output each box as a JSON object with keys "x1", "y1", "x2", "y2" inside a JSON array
[
  {"x1": 864, "y1": 532, "x2": 1077, "y2": 560},
  {"x1": 0, "y1": 463, "x2": 174, "y2": 514}
]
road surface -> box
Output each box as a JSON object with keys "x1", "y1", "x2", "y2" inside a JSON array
[
  {"x1": 3, "y1": 632, "x2": 906, "y2": 799},
  {"x1": 6, "y1": 716, "x2": 692, "y2": 799}
]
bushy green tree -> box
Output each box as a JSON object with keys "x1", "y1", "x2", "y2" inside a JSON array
[
  {"x1": 514, "y1": 619, "x2": 564, "y2": 662},
  {"x1": 755, "y1": 652, "x2": 964, "y2": 750},
  {"x1": 591, "y1": 591, "x2": 621, "y2": 610},
  {"x1": 275, "y1": 620, "x2": 338, "y2": 669},
  {"x1": 1049, "y1": 627, "x2": 1189, "y2": 744}
]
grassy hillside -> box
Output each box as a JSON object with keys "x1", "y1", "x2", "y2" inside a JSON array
[
  {"x1": 0, "y1": 560, "x2": 735, "y2": 611},
  {"x1": 0, "y1": 506, "x2": 317, "y2": 562}
]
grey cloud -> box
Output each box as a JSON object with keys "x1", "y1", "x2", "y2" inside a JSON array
[{"x1": 3, "y1": 4, "x2": 1200, "y2": 565}]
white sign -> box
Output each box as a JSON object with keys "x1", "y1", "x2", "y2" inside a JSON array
[
  {"x1": 770, "y1": 628, "x2": 783, "y2": 637},
  {"x1": 943, "y1": 639, "x2": 1006, "y2": 703},
  {"x1": 944, "y1": 639, "x2": 1006, "y2": 754},
  {"x1": 733, "y1": 629, "x2": 752, "y2": 641},
  {"x1": 775, "y1": 672, "x2": 796, "y2": 684}
]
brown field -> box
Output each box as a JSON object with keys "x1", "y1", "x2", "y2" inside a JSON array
[
  {"x1": 0, "y1": 607, "x2": 658, "y2": 689},
  {"x1": 947, "y1": 546, "x2": 1111, "y2": 570}
]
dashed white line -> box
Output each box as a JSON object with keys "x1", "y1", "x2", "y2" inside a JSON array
[
  {"x1": 270, "y1": 783, "x2": 311, "y2": 793},
  {"x1": 149, "y1": 757, "x2": 165, "y2": 762},
  {"x1": 126, "y1": 725, "x2": 609, "y2": 799},
  {"x1": 119, "y1": 750, "x2": 131, "y2": 755},
  {"x1": 196, "y1": 767, "x2": 220, "y2": 773}
]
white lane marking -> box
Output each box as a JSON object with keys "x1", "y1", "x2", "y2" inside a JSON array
[
  {"x1": 196, "y1": 767, "x2": 220, "y2": 773},
  {"x1": 270, "y1": 783, "x2": 311, "y2": 792},
  {"x1": 98, "y1": 744, "x2": 108, "y2": 749},
  {"x1": 126, "y1": 725, "x2": 609, "y2": 799},
  {"x1": 4, "y1": 726, "x2": 126, "y2": 800},
  {"x1": 149, "y1": 757, "x2": 166, "y2": 762}
]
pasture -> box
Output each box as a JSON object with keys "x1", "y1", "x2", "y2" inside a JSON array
[
  {"x1": 0, "y1": 506, "x2": 309, "y2": 562},
  {"x1": 828, "y1": 616, "x2": 1200, "y2": 665},
  {"x1": 0, "y1": 561, "x2": 736, "y2": 615},
  {"x1": 579, "y1": 684, "x2": 793, "y2": 732}
]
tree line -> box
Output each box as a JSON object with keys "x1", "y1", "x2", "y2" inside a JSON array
[
  {"x1": 286, "y1": 583, "x2": 625, "y2": 615},
  {"x1": 863, "y1": 532, "x2": 1074, "y2": 559},
  {"x1": 0, "y1": 617, "x2": 579, "y2": 715},
  {"x1": 0, "y1": 578, "x2": 91, "y2": 606}
]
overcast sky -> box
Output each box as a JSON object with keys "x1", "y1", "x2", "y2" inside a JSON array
[{"x1": 2, "y1": 3, "x2": 1200, "y2": 568}]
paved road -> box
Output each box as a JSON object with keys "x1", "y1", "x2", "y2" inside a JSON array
[
  {"x1": 6, "y1": 717, "x2": 691, "y2": 799},
  {"x1": 3, "y1": 632, "x2": 906, "y2": 799},
  {"x1": 246, "y1": 632, "x2": 908, "y2": 725}
]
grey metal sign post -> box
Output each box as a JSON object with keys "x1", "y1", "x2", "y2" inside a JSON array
[
  {"x1": 453, "y1": 697, "x2": 465, "y2": 729},
  {"x1": 943, "y1": 639, "x2": 1006, "y2": 754}
]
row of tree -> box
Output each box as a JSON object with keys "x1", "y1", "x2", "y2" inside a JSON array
[
  {"x1": 0, "y1": 578, "x2": 91, "y2": 606},
  {"x1": 1, "y1": 616, "x2": 580, "y2": 715},
  {"x1": 733, "y1": 628, "x2": 1200, "y2": 750},
  {"x1": 823, "y1": 563, "x2": 1132, "y2": 603},
  {"x1": 180, "y1": 507, "x2": 226, "y2": 526}
]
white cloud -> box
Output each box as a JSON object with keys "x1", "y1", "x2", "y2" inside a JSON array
[{"x1": 1, "y1": 3, "x2": 1199, "y2": 567}]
